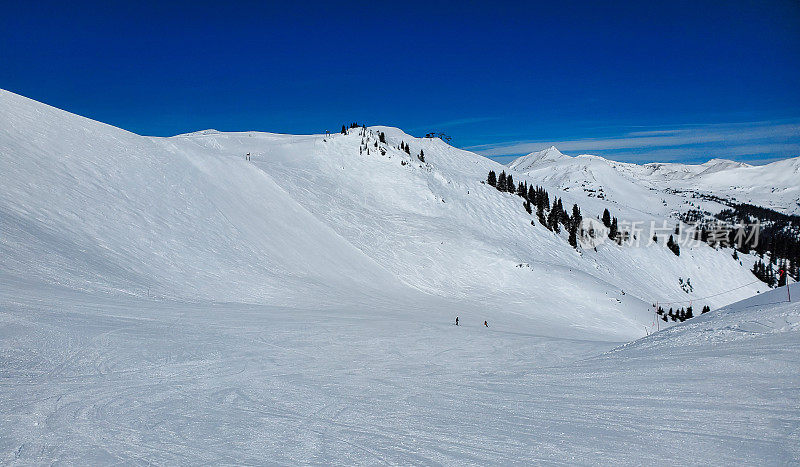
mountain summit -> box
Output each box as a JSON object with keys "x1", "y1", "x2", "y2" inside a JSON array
[{"x1": 508, "y1": 145, "x2": 569, "y2": 171}]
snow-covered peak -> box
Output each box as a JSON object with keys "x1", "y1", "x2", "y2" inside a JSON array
[
  {"x1": 176, "y1": 129, "x2": 223, "y2": 137},
  {"x1": 701, "y1": 158, "x2": 750, "y2": 168},
  {"x1": 697, "y1": 158, "x2": 751, "y2": 175},
  {"x1": 508, "y1": 145, "x2": 569, "y2": 171}
]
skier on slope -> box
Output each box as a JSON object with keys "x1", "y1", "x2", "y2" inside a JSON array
[
  {"x1": 455, "y1": 316, "x2": 459, "y2": 326},
  {"x1": 484, "y1": 320, "x2": 488, "y2": 327}
]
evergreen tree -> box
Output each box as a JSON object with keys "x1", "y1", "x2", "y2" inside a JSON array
[
  {"x1": 667, "y1": 235, "x2": 680, "y2": 256},
  {"x1": 548, "y1": 199, "x2": 561, "y2": 233},
  {"x1": 379, "y1": 132, "x2": 386, "y2": 143},
  {"x1": 524, "y1": 199, "x2": 532, "y2": 214},
  {"x1": 685, "y1": 306, "x2": 694, "y2": 320},
  {"x1": 498, "y1": 172, "x2": 507, "y2": 191},
  {"x1": 540, "y1": 189, "x2": 550, "y2": 212},
  {"x1": 505, "y1": 174, "x2": 514, "y2": 193},
  {"x1": 537, "y1": 203, "x2": 547, "y2": 226},
  {"x1": 555, "y1": 198, "x2": 567, "y2": 228},
  {"x1": 767, "y1": 263, "x2": 776, "y2": 287},
  {"x1": 418, "y1": 149, "x2": 425, "y2": 162},
  {"x1": 750, "y1": 260, "x2": 777, "y2": 287},
  {"x1": 487, "y1": 170, "x2": 497, "y2": 187},
  {"x1": 602, "y1": 208, "x2": 611, "y2": 228},
  {"x1": 571, "y1": 204, "x2": 582, "y2": 229},
  {"x1": 341, "y1": 125, "x2": 347, "y2": 134},
  {"x1": 752, "y1": 259, "x2": 766, "y2": 283},
  {"x1": 568, "y1": 222, "x2": 578, "y2": 248},
  {"x1": 777, "y1": 262, "x2": 787, "y2": 287},
  {"x1": 608, "y1": 217, "x2": 618, "y2": 240},
  {"x1": 702, "y1": 305, "x2": 711, "y2": 314}
]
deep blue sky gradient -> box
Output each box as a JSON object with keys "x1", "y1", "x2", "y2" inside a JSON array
[{"x1": 1, "y1": 0, "x2": 799, "y2": 164}]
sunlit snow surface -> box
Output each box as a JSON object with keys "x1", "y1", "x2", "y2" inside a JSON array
[
  {"x1": 1, "y1": 89, "x2": 798, "y2": 463},
  {"x1": 2, "y1": 281, "x2": 798, "y2": 464},
  {"x1": 511, "y1": 147, "x2": 800, "y2": 215}
]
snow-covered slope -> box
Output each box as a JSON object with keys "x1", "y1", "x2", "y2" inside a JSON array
[
  {"x1": 639, "y1": 158, "x2": 752, "y2": 181},
  {"x1": 2, "y1": 257, "x2": 797, "y2": 464},
  {"x1": 1, "y1": 89, "x2": 797, "y2": 463},
  {"x1": 0, "y1": 90, "x2": 403, "y2": 307},
  {"x1": 0, "y1": 89, "x2": 765, "y2": 341},
  {"x1": 697, "y1": 157, "x2": 800, "y2": 213},
  {"x1": 510, "y1": 147, "x2": 800, "y2": 215}
]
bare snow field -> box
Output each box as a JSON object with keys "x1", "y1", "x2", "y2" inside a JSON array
[
  {"x1": 1, "y1": 89, "x2": 799, "y2": 464},
  {"x1": 2, "y1": 281, "x2": 798, "y2": 464}
]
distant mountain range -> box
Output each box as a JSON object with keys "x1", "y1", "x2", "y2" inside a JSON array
[{"x1": 508, "y1": 146, "x2": 800, "y2": 215}]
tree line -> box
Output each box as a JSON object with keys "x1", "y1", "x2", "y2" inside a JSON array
[
  {"x1": 655, "y1": 304, "x2": 710, "y2": 323},
  {"x1": 679, "y1": 202, "x2": 800, "y2": 285},
  {"x1": 487, "y1": 170, "x2": 584, "y2": 248}
]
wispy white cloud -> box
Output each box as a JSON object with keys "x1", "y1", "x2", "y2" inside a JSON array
[{"x1": 469, "y1": 120, "x2": 800, "y2": 164}]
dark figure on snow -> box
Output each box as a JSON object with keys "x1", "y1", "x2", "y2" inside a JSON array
[
  {"x1": 484, "y1": 320, "x2": 488, "y2": 327},
  {"x1": 455, "y1": 317, "x2": 459, "y2": 326}
]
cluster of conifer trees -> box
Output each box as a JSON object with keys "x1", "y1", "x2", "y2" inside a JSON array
[
  {"x1": 487, "y1": 170, "x2": 583, "y2": 249},
  {"x1": 341, "y1": 122, "x2": 363, "y2": 134},
  {"x1": 600, "y1": 209, "x2": 619, "y2": 242},
  {"x1": 396, "y1": 141, "x2": 425, "y2": 162},
  {"x1": 717, "y1": 204, "x2": 800, "y2": 284},
  {"x1": 655, "y1": 304, "x2": 709, "y2": 322},
  {"x1": 486, "y1": 170, "x2": 694, "y2": 257},
  {"x1": 666, "y1": 234, "x2": 681, "y2": 256},
  {"x1": 679, "y1": 202, "x2": 800, "y2": 285},
  {"x1": 751, "y1": 259, "x2": 792, "y2": 287}
]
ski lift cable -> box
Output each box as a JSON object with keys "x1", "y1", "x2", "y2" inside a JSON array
[{"x1": 657, "y1": 279, "x2": 762, "y2": 306}]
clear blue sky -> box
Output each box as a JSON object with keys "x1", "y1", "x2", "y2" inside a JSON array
[{"x1": 2, "y1": 0, "x2": 799, "y2": 164}]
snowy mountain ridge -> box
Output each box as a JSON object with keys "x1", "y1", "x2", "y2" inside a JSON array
[
  {"x1": 0, "y1": 88, "x2": 773, "y2": 341},
  {"x1": 2, "y1": 88, "x2": 799, "y2": 464},
  {"x1": 509, "y1": 146, "x2": 799, "y2": 214}
]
